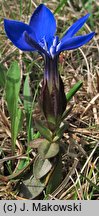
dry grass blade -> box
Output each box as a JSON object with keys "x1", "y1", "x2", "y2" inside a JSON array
[
  {"x1": 0, "y1": 108, "x2": 23, "y2": 154},
  {"x1": 81, "y1": 93, "x2": 99, "y2": 117},
  {"x1": 61, "y1": 142, "x2": 99, "y2": 199},
  {"x1": 0, "y1": 154, "x2": 22, "y2": 164}
]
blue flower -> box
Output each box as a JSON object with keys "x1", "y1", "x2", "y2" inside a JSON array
[
  {"x1": 4, "y1": 4, "x2": 95, "y2": 59},
  {"x1": 4, "y1": 4, "x2": 95, "y2": 129}
]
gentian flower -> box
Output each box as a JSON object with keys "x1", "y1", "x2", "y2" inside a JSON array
[
  {"x1": 4, "y1": 4, "x2": 95, "y2": 130},
  {"x1": 4, "y1": 4, "x2": 95, "y2": 57}
]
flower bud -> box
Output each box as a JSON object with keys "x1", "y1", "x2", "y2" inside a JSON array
[{"x1": 39, "y1": 56, "x2": 67, "y2": 131}]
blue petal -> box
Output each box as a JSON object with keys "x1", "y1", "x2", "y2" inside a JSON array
[
  {"x1": 61, "y1": 14, "x2": 90, "y2": 43},
  {"x1": 29, "y1": 4, "x2": 56, "y2": 43},
  {"x1": 24, "y1": 32, "x2": 50, "y2": 56},
  {"x1": 4, "y1": 19, "x2": 36, "y2": 51},
  {"x1": 59, "y1": 32, "x2": 95, "y2": 52}
]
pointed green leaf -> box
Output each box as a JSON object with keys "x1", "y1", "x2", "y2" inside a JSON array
[
  {"x1": 5, "y1": 61, "x2": 21, "y2": 120},
  {"x1": 38, "y1": 141, "x2": 59, "y2": 159},
  {"x1": 35, "y1": 120, "x2": 52, "y2": 142},
  {"x1": 80, "y1": 173, "x2": 99, "y2": 191},
  {"x1": 54, "y1": 122, "x2": 69, "y2": 141},
  {"x1": 5, "y1": 61, "x2": 21, "y2": 153},
  {"x1": 33, "y1": 154, "x2": 52, "y2": 179},
  {"x1": 54, "y1": 0, "x2": 68, "y2": 14},
  {"x1": 46, "y1": 155, "x2": 62, "y2": 195},
  {"x1": 23, "y1": 75, "x2": 33, "y2": 142},
  {"x1": 66, "y1": 80, "x2": 83, "y2": 102},
  {"x1": 23, "y1": 75, "x2": 32, "y2": 112},
  {"x1": 15, "y1": 159, "x2": 30, "y2": 173},
  {"x1": 14, "y1": 108, "x2": 23, "y2": 142}
]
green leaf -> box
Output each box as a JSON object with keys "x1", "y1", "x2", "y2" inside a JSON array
[
  {"x1": 3, "y1": 158, "x2": 33, "y2": 181},
  {"x1": 66, "y1": 80, "x2": 83, "y2": 102},
  {"x1": 5, "y1": 61, "x2": 21, "y2": 153},
  {"x1": 54, "y1": 0, "x2": 68, "y2": 14},
  {"x1": 23, "y1": 75, "x2": 33, "y2": 142},
  {"x1": 46, "y1": 155, "x2": 62, "y2": 195},
  {"x1": 80, "y1": 173, "x2": 99, "y2": 191},
  {"x1": 29, "y1": 138, "x2": 47, "y2": 149},
  {"x1": 33, "y1": 154, "x2": 52, "y2": 179},
  {"x1": 5, "y1": 61, "x2": 21, "y2": 120},
  {"x1": 54, "y1": 122, "x2": 69, "y2": 141},
  {"x1": 35, "y1": 119, "x2": 52, "y2": 142},
  {"x1": 33, "y1": 131, "x2": 40, "y2": 139},
  {"x1": 38, "y1": 141, "x2": 59, "y2": 159},
  {"x1": 14, "y1": 159, "x2": 30, "y2": 173},
  {"x1": 14, "y1": 108, "x2": 23, "y2": 142},
  {"x1": 0, "y1": 64, "x2": 7, "y2": 88},
  {"x1": 23, "y1": 75, "x2": 32, "y2": 113}
]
